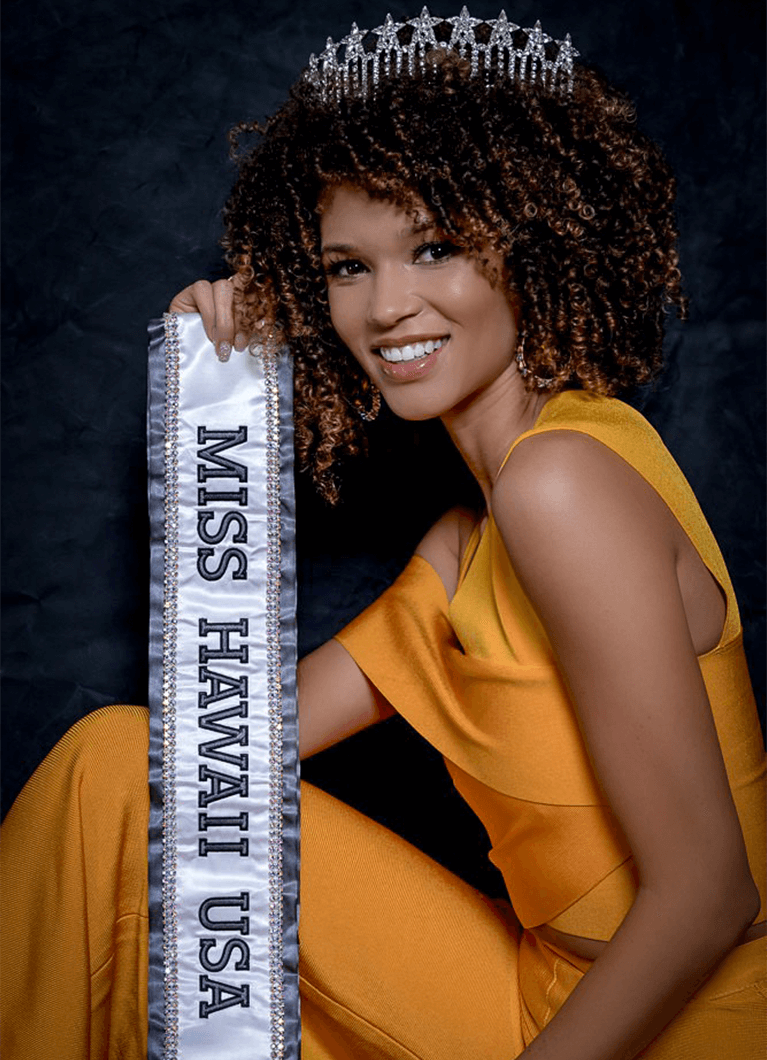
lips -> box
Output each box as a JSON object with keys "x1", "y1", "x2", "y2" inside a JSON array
[{"x1": 374, "y1": 336, "x2": 449, "y2": 381}]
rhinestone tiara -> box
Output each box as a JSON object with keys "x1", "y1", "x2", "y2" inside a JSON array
[{"x1": 305, "y1": 7, "x2": 578, "y2": 102}]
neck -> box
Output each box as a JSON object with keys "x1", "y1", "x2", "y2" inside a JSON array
[{"x1": 440, "y1": 367, "x2": 550, "y2": 507}]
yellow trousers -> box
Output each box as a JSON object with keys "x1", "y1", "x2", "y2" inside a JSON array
[{"x1": 2, "y1": 706, "x2": 765, "y2": 1059}]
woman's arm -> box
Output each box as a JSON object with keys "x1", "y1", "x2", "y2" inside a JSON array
[
  {"x1": 298, "y1": 639, "x2": 394, "y2": 759},
  {"x1": 493, "y1": 430, "x2": 759, "y2": 1060},
  {"x1": 299, "y1": 504, "x2": 475, "y2": 759}
]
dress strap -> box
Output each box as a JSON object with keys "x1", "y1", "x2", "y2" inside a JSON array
[{"x1": 495, "y1": 396, "x2": 557, "y2": 480}]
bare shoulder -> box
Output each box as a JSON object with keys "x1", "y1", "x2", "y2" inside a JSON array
[
  {"x1": 494, "y1": 428, "x2": 675, "y2": 548},
  {"x1": 487, "y1": 426, "x2": 678, "y2": 619},
  {"x1": 414, "y1": 505, "x2": 479, "y2": 601}
]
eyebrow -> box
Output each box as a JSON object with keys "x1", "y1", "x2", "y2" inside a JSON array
[
  {"x1": 321, "y1": 243, "x2": 355, "y2": 256},
  {"x1": 320, "y1": 221, "x2": 437, "y2": 258}
]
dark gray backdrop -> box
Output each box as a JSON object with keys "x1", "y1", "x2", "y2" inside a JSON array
[{"x1": 2, "y1": 0, "x2": 764, "y2": 895}]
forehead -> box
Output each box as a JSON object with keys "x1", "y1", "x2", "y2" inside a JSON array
[{"x1": 319, "y1": 185, "x2": 433, "y2": 246}]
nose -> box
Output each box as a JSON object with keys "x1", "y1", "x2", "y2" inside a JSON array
[{"x1": 366, "y1": 263, "x2": 421, "y2": 329}]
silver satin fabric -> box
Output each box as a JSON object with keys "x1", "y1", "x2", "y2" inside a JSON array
[{"x1": 147, "y1": 313, "x2": 299, "y2": 1059}]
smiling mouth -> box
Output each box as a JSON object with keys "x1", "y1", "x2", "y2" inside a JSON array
[{"x1": 374, "y1": 336, "x2": 449, "y2": 363}]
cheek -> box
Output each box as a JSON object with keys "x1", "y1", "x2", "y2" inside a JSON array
[
  {"x1": 326, "y1": 291, "x2": 371, "y2": 374},
  {"x1": 441, "y1": 265, "x2": 515, "y2": 328}
]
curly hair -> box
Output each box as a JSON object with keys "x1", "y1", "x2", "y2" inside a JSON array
[{"x1": 222, "y1": 48, "x2": 686, "y2": 502}]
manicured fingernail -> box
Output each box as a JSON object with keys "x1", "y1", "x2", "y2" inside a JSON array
[
  {"x1": 217, "y1": 341, "x2": 232, "y2": 362},
  {"x1": 234, "y1": 332, "x2": 247, "y2": 351}
]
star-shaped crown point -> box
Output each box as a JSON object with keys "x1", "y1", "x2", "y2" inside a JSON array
[
  {"x1": 305, "y1": 9, "x2": 578, "y2": 100},
  {"x1": 448, "y1": 7, "x2": 483, "y2": 56}
]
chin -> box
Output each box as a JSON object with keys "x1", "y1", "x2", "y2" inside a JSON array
[{"x1": 382, "y1": 392, "x2": 452, "y2": 423}]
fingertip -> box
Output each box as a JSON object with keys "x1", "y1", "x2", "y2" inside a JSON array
[
  {"x1": 234, "y1": 332, "x2": 248, "y2": 352},
  {"x1": 216, "y1": 341, "x2": 232, "y2": 363}
]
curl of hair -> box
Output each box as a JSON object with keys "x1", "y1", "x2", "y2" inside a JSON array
[{"x1": 223, "y1": 52, "x2": 686, "y2": 502}]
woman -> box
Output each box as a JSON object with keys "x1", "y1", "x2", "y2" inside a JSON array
[{"x1": 2, "y1": 11, "x2": 765, "y2": 1059}]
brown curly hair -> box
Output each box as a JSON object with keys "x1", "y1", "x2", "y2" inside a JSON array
[{"x1": 223, "y1": 47, "x2": 685, "y2": 502}]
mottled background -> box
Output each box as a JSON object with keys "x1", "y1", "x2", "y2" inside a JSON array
[{"x1": 2, "y1": 0, "x2": 764, "y2": 894}]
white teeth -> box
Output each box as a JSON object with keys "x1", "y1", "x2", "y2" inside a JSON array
[{"x1": 378, "y1": 337, "x2": 446, "y2": 363}]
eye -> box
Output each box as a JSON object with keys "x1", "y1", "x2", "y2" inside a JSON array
[
  {"x1": 414, "y1": 241, "x2": 461, "y2": 264},
  {"x1": 325, "y1": 258, "x2": 367, "y2": 279}
]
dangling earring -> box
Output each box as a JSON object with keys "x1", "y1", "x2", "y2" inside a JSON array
[
  {"x1": 515, "y1": 334, "x2": 553, "y2": 390},
  {"x1": 515, "y1": 334, "x2": 531, "y2": 379},
  {"x1": 354, "y1": 380, "x2": 382, "y2": 422}
]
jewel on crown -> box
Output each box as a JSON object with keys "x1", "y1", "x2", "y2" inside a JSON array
[{"x1": 305, "y1": 7, "x2": 578, "y2": 103}]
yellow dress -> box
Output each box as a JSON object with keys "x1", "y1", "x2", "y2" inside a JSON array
[{"x1": 2, "y1": 392, "x2": 765, "y2": 1059}]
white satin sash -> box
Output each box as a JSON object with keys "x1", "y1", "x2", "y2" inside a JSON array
[{"x1": 147, "y1": 314, "x2": 299, "y2": 1059}]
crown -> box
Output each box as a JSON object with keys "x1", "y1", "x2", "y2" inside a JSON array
[{"x1": 305, "y1": 7, "x2": 578, "y2": 102}]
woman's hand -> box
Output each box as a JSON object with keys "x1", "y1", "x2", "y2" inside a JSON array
[{"x1": 168, "y1": 278, "x2": 249, "y2": 361}]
